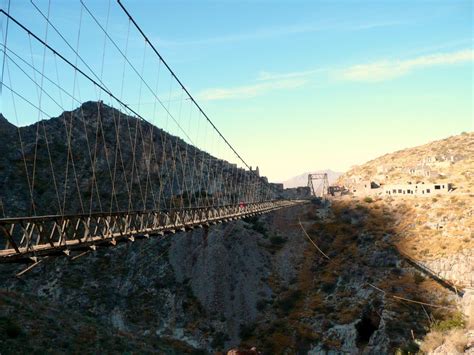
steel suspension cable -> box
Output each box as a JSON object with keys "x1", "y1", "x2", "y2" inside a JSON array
[
  {"x1": 116, "y1": 0, "x2": 251, "y2": 173},
  {"x1": 0, "y1": 0, "x2": 10, "y2": 95},
  {"x1": 3, "y1": 45, "x2": 87, "y2": 214},
  {"x1": 79, "y1": 0, "x2": 195, "y2": 146},
  {"x1": 2, "y1": 62, "x2": 37, "y2": 216},
  {"x1": 116, "y1": 1, "x2": 283, "y2": 201}
]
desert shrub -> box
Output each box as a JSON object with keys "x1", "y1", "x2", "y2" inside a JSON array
[
  {"x1": 277, "y1": 290, "x2": 302, "y2": 313},
  {"x1": 364, "y1": 197, "x2": 373, "y2": 203},
  {"x1": 446, "y1": 329, "x2": 468, "y2": 352},
  {"x1": 270, "y1": 235, "x2": 287, "y2": 246},
  {"x1": 431, "y1": 311, "x2": 464, "y2": 332},
  {"x1": 395, "y1": 341, "x2": 419, "y2": 354},
  {"x1": 239, "y1": 323, "x2": 256, "y2": 340},
  {"x1": 419, "y1": 331, "x2": 444, "y2": 353},
  {"x1": 413, "y1": 272, "x2": 424, "y2": 284},
  {"x1": 256, "y1": 299, "x2": 266, "y2": 311},
  {"x1": 420, "y1": 329, "x2": 467, "y2": 354},
  {"x1": 211, "y1": 331, "x2": 230, "y2": 349},
  {"x1": 246, "y1": 217, "x2": 267, "y2": 236},
  {"x1": 0, "y1": 316, "x2": 22, "y2": 338},
  {"x1": 320, "y1": 281, "x2": 336, "y2": 293}
]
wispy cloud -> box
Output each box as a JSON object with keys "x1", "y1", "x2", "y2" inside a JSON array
[
  {"x1": 257, "y1": 68, "x2": 324, "y2": 81},
  {"x1": 156, "y1": 23, "x2": 326, "y2": 47},
  {"x1": 156, "y1": 21, "x2": 402, "y2": 47},
  {"x1": 337, "y1": 49, "x2": 473, "y2": 82},
  {"x1": 197, "y1": 78, "x2": 308, "y2": 101},
  {"x1": 197, "y1": 67, "x2": 323, "y2": 101},
  {"x1": 198, "y1": 48, "x2": 473, "y2": 101}
]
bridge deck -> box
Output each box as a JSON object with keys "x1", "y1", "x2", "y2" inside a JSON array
[{"x1": 0, "y1": 200, "x2": 304, "y2": 263}]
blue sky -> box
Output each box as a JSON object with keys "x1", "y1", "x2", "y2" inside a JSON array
[{"x1": 1, "y1": 0, "x2": 472, "y2": 182}]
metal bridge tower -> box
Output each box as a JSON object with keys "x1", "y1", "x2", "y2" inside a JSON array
[{"x1": 307, "y1": 173, "x2": 329, "y2": 198}]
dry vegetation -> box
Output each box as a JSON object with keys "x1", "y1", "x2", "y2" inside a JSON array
[
  {"x1": 380, "y1": 194, "x2": 473, "y2": 260},
  {"x1": 239, "y1": 201, "x2": 458, "y2": 353},
  {"x1": 339, "y1": 132, "x2": 474, "y2": 261},
  {"x1": 0, "y1": 290, "x2": 200, "y2": 354},
  {"x1": 341, "y1": 132, "x2": 474, "y2": 191},
  {"x1": 334, "y1": 133, "x2": 473, "y2": 353},
  {"x1": 419, "y1": 311, "x2": 468, "y2": 354}
]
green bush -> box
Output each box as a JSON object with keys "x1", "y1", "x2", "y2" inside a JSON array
[
  {"x1": 247, "y1": 217, "x2": 267, "y2": 236},
  {"x1": 269, "y1": 235, "x2": 287, "y2": 246},
  {"x1": 210, "y1": 331, "x2": 230, "y2": 349},
  {"x1": 277, "y1": 290, "x2": 302, "y2": 313},
  {"x1": 0, "y1": 316, "x2": 22, "y2": 338},
  {"x1": 239, "y1": 323, "x2": 256, "y2": 340},
  {"x1": 413, "y1": 272, "x2": 424, "y2": 284},
  {"x1": 363, "y1": 197, "x2": 373, "y2": 203},
  {"x1": 256, "y1": 299, "x2": 266, "y2": 311},
  {"x1": 431, "y1": 312, "x2": 465, "y2": 332},
  {"x1": 395, "y1": 341, "x2": 419, "y2": 355},
  {"x1": 320, "y1": 281, "x2": 336, "y2": 293}
]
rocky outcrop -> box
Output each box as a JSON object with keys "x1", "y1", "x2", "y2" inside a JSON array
[
  {"x1": 280, "y1": 186, "x2": 311, "y2": 199},
  {"x1": 169, "y1": 222, "x2": 274, "y2": 344},
  {"x1": 423, "y1": 249, "x2": 474, "y2": 288},
  {"x1": 463, "y1": 289, "x2": 474, "y2": 340}
]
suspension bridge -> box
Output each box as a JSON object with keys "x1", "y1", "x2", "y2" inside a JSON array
[{"x1": 0, "y1": 1, "x2": 303, "y2": 263}]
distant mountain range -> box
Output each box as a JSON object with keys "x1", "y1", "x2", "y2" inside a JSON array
[{"x1": 281, "y1": 170, "x2": 343, "y2": 189}]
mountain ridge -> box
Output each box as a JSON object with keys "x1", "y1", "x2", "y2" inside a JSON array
[{"x1": 0, "y1": 101, "x2": 273, "y2": 217}]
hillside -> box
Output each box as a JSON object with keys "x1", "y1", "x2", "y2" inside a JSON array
[
  {"x1": 0, "y1": 102, "x2": 272, "y2": 218},
  {"x1": 340, "y1": 132, "x2": 474, "y2": 192},
  {"x1": 334, "y1": 133, "x2": 474, "y2": 353},
  {"x1": 337, "y1": 132, "x2": 473, "y2": 261}
]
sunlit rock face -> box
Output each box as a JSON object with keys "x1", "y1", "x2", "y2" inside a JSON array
[{"x1": 422, "y1": 250, "x2": 474, "y2": 287}]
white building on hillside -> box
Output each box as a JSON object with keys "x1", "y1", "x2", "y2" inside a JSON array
[
  {"x1": 376, "y1": 165, "x2": 392, "y2": 174},
  {"x1": 422, "y1": 154, "x2": 464, "y2": 166},
  {"x1": 350, "y1": 180, "x2": 381, "y2": 196},
  {"x1": 382, "y1": 182, "x2": 451, "y2": 196},
  {"x1": 407, "y1": 166, "x2": 439, "y2": 178}
]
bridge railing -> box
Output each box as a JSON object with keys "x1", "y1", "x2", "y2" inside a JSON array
[{"x1": 0, "y1": 200, "x2": 303, "y2": 262}]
